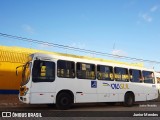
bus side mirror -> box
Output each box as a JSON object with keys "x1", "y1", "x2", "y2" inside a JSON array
[{"x1": 16, "y1": 65, "x2": 24, "y2": 76}]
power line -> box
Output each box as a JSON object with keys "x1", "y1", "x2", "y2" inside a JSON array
[{"x1": 0, "y1": 32, "x2": 160, "y2": 64}]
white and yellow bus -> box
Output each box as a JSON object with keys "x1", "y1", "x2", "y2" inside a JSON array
[{"x1": 18, "y1": 53, "x2": 158, "y2": 110}]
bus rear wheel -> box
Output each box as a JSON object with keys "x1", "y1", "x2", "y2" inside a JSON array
[
  {"x1": 56, "y1": 92, "x2": 73, "y2": 110},
  {"x1": 124, "y1": 93, "x2": 134, "y2": 107}
]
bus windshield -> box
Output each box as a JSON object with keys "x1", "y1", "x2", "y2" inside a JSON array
[{"x1": 21, "y1": 62, "x2": 32, "y2": 86}]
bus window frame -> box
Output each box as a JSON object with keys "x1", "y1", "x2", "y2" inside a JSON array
[
  {"x1": 114, "y1": 67, "x2": 129, "y2": 82},
  {"x1": 156, "y1": 77, "x2": 160, "y2": 84},
  {"x1": 97, "y1": 64, "x2": 114, "y2": 81},
  {"x1": 142, "y1": 70, "x2": 155, "y2": 84},
  {"x1": 57, "y1": 59, "x2": 75, "y2": 79},
  {"x1": 76, "y1": 62, "x2": 96, "y2": 80},
  {"x1": 129, "y1": 69, "x2": 143, "y2": 83},
  {"x1": 32, "y1": 60, "x2": 55, "y2": 82}
]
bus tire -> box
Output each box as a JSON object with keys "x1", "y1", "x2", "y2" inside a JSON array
[
  {"x1": 56, "y1": 92, "x2": 72, "y2": 110},
  {"x1": 124, "y1": 93, "x2": 134, "y2": 107}
]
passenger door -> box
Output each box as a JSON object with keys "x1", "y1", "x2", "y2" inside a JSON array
[{"x1": 75, "y1": 62, "x2": 97, "y2": 103}]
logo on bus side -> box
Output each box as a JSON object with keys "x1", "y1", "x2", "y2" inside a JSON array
[
  {"x1": 103, "y1": 83, "x2": 129, "y2": 89},
  {"x1": 91, "y1": 81, "x2": 97, "y2": 88}
]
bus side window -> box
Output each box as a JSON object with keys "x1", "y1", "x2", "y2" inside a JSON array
[
  {"x1": 142, "y1": 71, "x2": 154, "y2": 84},
  {"x1": 129, "y1": 69, "x2": 142, "y2": 83},
  {"x1": 57, "y1": 60, "x2": 75, "y2": 78},
  {"x1": 157, "y1": 77, "x2": 160, "y2": 84},
  {"x1": 156, "y1": 77, "x2": 160, "y2": 84},
  {"x1": 97, "y1": 65, "x2": 114, "y2": 81},
  {"x1": 114, "y1": 67, "x2": 129, "y2": 82},
  {"x1": 32, "y1": 60, "x2": 55, "y2": 82},
  {"x1": 76, "y1": 62, "x2": 95, "y2": 80}
]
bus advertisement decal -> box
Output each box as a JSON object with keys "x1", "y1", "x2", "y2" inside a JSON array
[
  {"x1": 102, "y1": 83, "x2": 110, "y2": 86},
  {"x1": 102, "y1": 83, "x2": 129, "y2": 89}
]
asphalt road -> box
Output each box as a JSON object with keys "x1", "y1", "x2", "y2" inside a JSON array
[
  {"x1": 0, "y1": 95, "x2": 160, "y2": 119},
  {"x1": 0, "y1": 95, "x2": 160, "y2": 111}
]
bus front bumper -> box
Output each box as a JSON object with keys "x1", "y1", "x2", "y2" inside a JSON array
[{"x1": 19, "y1": 94, "x2": 30, "y2": 104}]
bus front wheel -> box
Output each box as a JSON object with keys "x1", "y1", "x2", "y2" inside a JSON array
[
  {"x1": 124, "y1": 93, "x2": 134, "y2": 107},
  {"x1": 56, "y1": 92, "x2": 72, "y2": 110}
]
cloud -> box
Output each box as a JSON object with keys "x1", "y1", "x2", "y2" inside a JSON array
[
  {"x1": 142, "y1": 13, "x2": 152, "y2": 22},
  {"x1": 70, "y1": 42, "x2": 86, "y2": 49},
  {"x1": 22, "y1": 24, "x2": 35, "y2": 34},
  {"x1": 111, "y1": 49, "x2": 127, "y2": 56},
  {"x1": 150, "y1": 5, "x2": 158, "y2": 12},
  {"x1": 138, "y1": 5, "x2": 159, "y2": 23},
  {"x1": 138, "y1": 12, "x2": 153, "y2": 23},
  {"x1": 38, "y1": 44, "x2": 51, "y2": 48}
]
